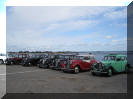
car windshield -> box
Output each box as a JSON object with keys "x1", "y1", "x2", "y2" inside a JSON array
[
  {"x1": 104, "y1": 56, "x2": 116, "y2": 61},
  {"x1": 76, "y1": 56, "x2": 90, "y2": 60},
  {"x1": 7, "y1": 54, "x2": 17, "y2": 58},
  {"x1": 58, "y1": 55, "x2": 65, "y2": 59},
  {"x1": 49, "y1": 55, "x2": 55, "y2": 58}
]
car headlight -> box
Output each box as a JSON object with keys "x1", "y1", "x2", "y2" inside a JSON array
[{"x1": 102, "y1": 63, "x2": 104, "y2": 67}]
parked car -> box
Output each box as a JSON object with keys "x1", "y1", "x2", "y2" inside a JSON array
[
  {"x1": 39, "y1": 55, "x2": 56, "y2": 68},
  {"x1": 6, "y1": 53, "x2": 28, "y2": 65},
  {"x1": 0, "y1": 53, "x2": 6, "y2": 64},
  {"x1": 61, "y1": 54, "x2": 97, "y2": 73},
  {"x1": 50, "y1": 54, "x2": 77, "y2": 70},
  {"x1": 22, "y1": 54, "x2": 46, "y2": 66},
  {"x1": 91, "y1": 54, "x2": 130, "y2": 76}
]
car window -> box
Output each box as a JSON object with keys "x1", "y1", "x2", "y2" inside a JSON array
[
  {"x1": 121, "y1": 56, "x2": 126, "y2": 61},
  {"x1": 104, "y1": 56, "x2": 116, "y2": 61},
  {"x1": 116, "y1": 56, "x2": 121, "y2": 61},
  {"x1": 83, "y1": 57, "x2": 90, "y2": 60}
]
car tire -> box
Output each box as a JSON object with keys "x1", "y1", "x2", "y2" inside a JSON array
[
  {"x1": 91, "y1": 71, "x2": 96, "y2": 76},
  {"x1": 11, "y1": 62, "x2": 13, "y2": 65},
  {"x1": 0, "y1": 59, "x2": 4, "y2": 64},
  {"x1": 125, "y1": 66, "x2": 129, "y2": 73},
  {"x1": 107, "y1": 68, "x2": 112, "y2": 77},
  {"x1": 74, "y1": 66, "x2": 80, "y2": 74}
]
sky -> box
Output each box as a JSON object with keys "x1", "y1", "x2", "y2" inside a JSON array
[
  {"x1": 0, "y1": 0, "x2": 6, "y2": 53},
  {"x1": 6, "y1": 6, "x2": 127, "y2": 52}
]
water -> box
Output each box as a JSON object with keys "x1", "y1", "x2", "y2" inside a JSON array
[{"x1": 78, "y1": 51, "x2": 127, "y2": 61}]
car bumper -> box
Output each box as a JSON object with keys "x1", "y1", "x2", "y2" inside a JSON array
[
  {"x1": 61, "y1": 68, "x2": 74, "y2": 72},
  {"x1": 91, "y1": 70, "x2": 108, "y2": 74}
]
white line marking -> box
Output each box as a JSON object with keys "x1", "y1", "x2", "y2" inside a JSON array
[
  {"x1": 0, "y1": 74, "x2": 6, "y2": 76},
  {"x1": 6, "y1": 70, "x2": 44, "y2": 75}
]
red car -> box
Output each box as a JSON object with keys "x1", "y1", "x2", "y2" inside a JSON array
[
  {"x1": 6, "y1": 53, "x2": 28, "y2": 65},
  {"x1": 61, "y1": 54, "x2": 97, "y2": 73}
]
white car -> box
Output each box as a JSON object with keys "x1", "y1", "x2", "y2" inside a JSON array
[{"x1": 0, "y1": 54, "x2": 6, "y2": 64}]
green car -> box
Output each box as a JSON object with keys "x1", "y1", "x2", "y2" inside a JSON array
[{"x1": 91, "y1": 54, "x2": 130, "y2": 76}]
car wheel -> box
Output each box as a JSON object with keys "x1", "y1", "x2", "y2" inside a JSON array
[
  {"x1": 107, "y1": 68, "x2": 112, "y2": 77},
  {"x1": 11, "y1": 62, "x2": 13, "y2": 65},
  {"x1": 0, "y1": 60, "x2": 4, "y2": 64},
  {"x1": 74, "y1": 66, "x2": 80, "y2": 74},
  {"x1": 91, "y1": 71, "x2": 96, "y2": 76}
]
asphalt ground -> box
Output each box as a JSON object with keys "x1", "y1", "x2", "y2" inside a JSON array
[
  {"x1": 0, "y1": 64, "x2": 127, "y2": 97},
  {"x1": 0, "y1": 65, "x2": 6, "y2": 98}
]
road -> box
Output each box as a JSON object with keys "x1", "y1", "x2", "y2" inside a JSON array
[
  {"x1": 0, "y1": 65, "x2": 6, "y2": 98},
  {"x1": 5, "y1": 65, "x2": 127, "y2": 93},
  {"x1": 0, "y1": 64, "x2": 128, "y2": 98}
]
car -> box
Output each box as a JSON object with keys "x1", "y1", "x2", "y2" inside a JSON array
[
  {"x1": 50, "y1": 54, "x2": 77, "y2": 70},
  {"x1": 0, "y1": 53, "x2": 6, "y2": 64},
  {"x1": 22, "y1": 54, "x2": 45, "y2": 66},
  {"x1": 6, "y1": 53, "x2": 28, "y2": 65},
  {"x1": 61, "y1": 54, "x2": 97, "y2": 73},
  {"x1": 38, "y1": 55, "x2": 56, "y2": 68},
  {"x1": 90, "y1": 54, "x2": 130, "y2": 76}
]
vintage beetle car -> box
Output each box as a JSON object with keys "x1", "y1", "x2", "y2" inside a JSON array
[
  {"x1": 61, "y1": 54, "x2": 97, "y2": 73},
  {"x1": 22, "y1": 54, "x2": 46, "y2": 66},
  {"x1": 39, "y1": 55, "x2": 57, "y2": 68},
  {"x1": 91, "y1": 54, "x2": 130, "y2": 76},
  {"x1": 6, "y1": 53, "x2": 28, "y2": 65},
  {"x1": 50, "y1": 54, "x2": 77, "y2": 70}
]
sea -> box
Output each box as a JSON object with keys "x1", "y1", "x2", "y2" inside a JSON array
[{"x1": 78, "y1": 51, "x2": 127, "y2": 61}]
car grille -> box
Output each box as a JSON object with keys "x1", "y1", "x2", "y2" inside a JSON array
[
  {"x1": 66, "y1": 59, "x2": 70, "y2": 69},
  {"x1": 95, "y1": 63, "x2": 103, "y2": 70}
]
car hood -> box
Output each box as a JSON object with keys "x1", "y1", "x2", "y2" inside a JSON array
[{"x1": 101, "y1": 61, "x2": 112, "y2": 66}]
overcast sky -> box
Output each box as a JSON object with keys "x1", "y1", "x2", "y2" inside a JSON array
[{"x1": 6, "y1": 6, "x2": 127, "y2": 52}]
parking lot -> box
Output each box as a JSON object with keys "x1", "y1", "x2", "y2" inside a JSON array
[
  {"x1": 3, "y1": 64, "x2": 127, "y2": 93},
  {"x1": 0, "y1": 65, "x2": 6, "y2": 98}
]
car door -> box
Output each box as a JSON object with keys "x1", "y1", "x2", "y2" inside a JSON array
[
  {"x1": 82, "y1": 57, "x2": 91, "y2": 70},
  {"x1": 115, "y1": 56, "x2": 122, "y2": 72},
  {"x1": 121, "y1": 56, "x2": 127, "y2": 71}
]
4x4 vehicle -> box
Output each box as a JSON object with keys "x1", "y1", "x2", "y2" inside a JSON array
[
  {"x1": 22, "y1": 54, "x2": 46, "y2": 66},
  {"x1": 50, "y1": 54, "x2": 77, "y2": 70},
  {"x1": 91, "y1": 54, "x2": 130, "y2": 76},
  {"x1": 61, "y1": 54, "x2": 97, "y2": 73},
  {"x1": 39, "y1": 55, "x2": 56, "y2": 68},
  {"x1": 0, "y1": 54, "x2": 6, "y2": 64},
  {"x1": 6, "y1": 53, "x2": 28, "y2": 65}
]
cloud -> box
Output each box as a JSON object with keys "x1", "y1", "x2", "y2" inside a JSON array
[
  {"x1": 105, "y1": 35, "x2": 113, "y2": 39},
  {"x1": 7, "y1": 6, "x2": 127, "y2": 51},
  {"x1": 104, "y1": 7, "x2": 127, "y2": 19}
]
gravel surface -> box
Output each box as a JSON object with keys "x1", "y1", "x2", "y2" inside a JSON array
[
  {"x1": 0, "y1": 64, "x2": 128, "y2": 98},
  {"x1": 5, "y1": 65, "x2": 127, "y2": 93}
]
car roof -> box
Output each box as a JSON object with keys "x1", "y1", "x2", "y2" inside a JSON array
[
  {"x1": 76, "y1": 54, "x2": 94, "y2": 57},
  {"x1": 105, "y1": 54, "x2": 126, "y2": 57}
]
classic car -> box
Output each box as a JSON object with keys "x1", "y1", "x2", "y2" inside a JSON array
[
  {"x1": 0, "y1": 53, "x2": 6, "y2": 64},
  {"x1": 6, "y1": 53, "x2": 28, "y2": 65},
  {"x1": 39, "y1": 55, "x2": 56, "y2": 68},
  {"x1": 50, "y1": 54, "x2": 77, "y2": 70},
  {"x1": 22, "y1": 54, "x2": 46, "y2": 66},
  {"x1": 91, "y1": 54, "x2": 130, "y2": 76},
  {"x1": 61, "y1": 54, "x2": 97, "y2": 73}
]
